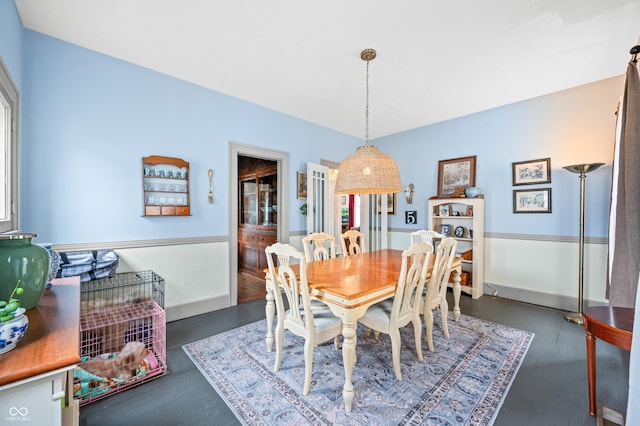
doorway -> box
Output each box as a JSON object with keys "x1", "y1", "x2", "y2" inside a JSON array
[
  {"x1": 229, "y1": 142, "x2": 289, "y2": 306},
  {"x1": 237, "y1": 155, "x2": 277, "y2": 303}
]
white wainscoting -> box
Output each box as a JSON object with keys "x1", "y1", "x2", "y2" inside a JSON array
[
  {"x1": 55, "y1": 231, "x2": 608, "y2": 321},
  {"x1": 54, "y1": 238, "x2": 230, "y2": 322},
  {"x1": 389, "y1": 230, "x2": 609, "y2": 312}
]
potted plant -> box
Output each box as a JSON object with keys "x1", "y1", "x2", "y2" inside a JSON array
[{"x1": 0, "y1": 280, "x2": 30, "y2": 355}]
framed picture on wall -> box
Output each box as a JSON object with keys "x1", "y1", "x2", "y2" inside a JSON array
[
  {"x1": 437, "y1": 156, "x2": 477, "y2": 198},
  {"x1": 297, "y1": 172, "x2": 307, "y2": 199},
  {"x1": 513, "y1": 188, "x2": 552, "y2": 213},
  {"x1": 376, "y1": 193, "x2": 397, "y2": 215},
  {"x1": 512, "y1": 158, "x2": 551, "y2": 186}
]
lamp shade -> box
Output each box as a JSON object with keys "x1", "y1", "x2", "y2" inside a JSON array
[
  {"x1": 335, "y1": 145, "x2": 402, "y2": 194},
  {"x1": 563, "y1": 163, "x2": 604, "y2": 175}
]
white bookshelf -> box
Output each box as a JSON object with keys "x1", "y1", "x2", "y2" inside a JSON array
[{"x1": 428, "y1": 196, "x2": 484, "y2": 299}]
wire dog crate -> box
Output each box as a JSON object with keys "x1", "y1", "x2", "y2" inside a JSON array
[{"x1": 75, "y1": 271, "x2": 167, "y2": 405}]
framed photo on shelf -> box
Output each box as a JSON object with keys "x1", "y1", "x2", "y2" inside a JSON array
[
  {"x1": 437, "y1": 155, "x2": 477, "y2": 198},
  {"x1": 439, "y1": 224, "x2": 451, "y2": 236},
  {"x1": 439, "y1": 204, "x2": 450, "y2": 216},
  {"x1": 297, "y1": 172, "x2": 307, "y2": 199},
  {"x1": 465, "y1": 205, "x2": 473, "y2": 216},
  {"x1": 376, "y1": 193, "x2": 397, "y2": 215},
  {"x1": 513, "y1": 188, "x2": 552, "y2": 213},
  {"x1": 512, "y1": 158, "x2": 551, "y2": 186}
]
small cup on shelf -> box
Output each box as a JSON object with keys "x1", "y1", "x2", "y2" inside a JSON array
[{"x1": 465, "y1": 187, "x2": 480, "y2": 198}]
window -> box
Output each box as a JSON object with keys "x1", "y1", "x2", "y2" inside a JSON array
[{"x1": 0, "y1": 58, "x2": 19, "y2": 233}]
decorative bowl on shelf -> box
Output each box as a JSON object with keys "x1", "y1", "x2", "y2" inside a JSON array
[
  {"x1": 465, "y1": 187, "x2": 481, "y2": 198},
  {"x1": 0, "y1": 307, "x2": 29, "y2": 355}
]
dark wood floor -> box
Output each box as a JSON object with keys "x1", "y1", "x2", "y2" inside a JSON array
[{"x1": 79, "y1": 293, "x2": 630, "y2": 425}]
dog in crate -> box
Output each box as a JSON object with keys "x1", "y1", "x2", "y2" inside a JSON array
[
  {"x1": 81, "y1": 277, "x2": 155, "y2": 354},
  {"x1": 80, "y1": 341, "x2": 149, "y2": 381}
]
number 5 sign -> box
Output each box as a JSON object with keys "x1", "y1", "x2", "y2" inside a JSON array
[{"x1": 405, "y1": 211, "x2": 417, "y2": 225}]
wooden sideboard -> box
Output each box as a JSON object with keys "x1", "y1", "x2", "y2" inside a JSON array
[{"x1": 0, "y1": 277, "x2": 80, "y2": 425}]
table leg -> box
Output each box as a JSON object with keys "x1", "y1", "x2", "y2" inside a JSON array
[
  {"x1": 452, "y1": 268, "x2": 461, "y2": 322},
  {"x1": 265, "y1": 280, "x2": 275, "y2": 352},
  {"x1": 322, "y1": 299, "x2": 385, "y2": 413},
  {"x1": 586, "y1": 330, "x2": 597, "y2": 416},
  {"x1": 341, "y1": 319, "x2": 357, "y2": 413}
]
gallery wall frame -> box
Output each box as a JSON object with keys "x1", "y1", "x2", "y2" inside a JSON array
[
  {"x1": 512, "y1": 158, "x2": 551, "y2": 186},
  {"x1": 437, "y1": 155, "x2": 477, "y2": 198},
  {"x1": 297, "y1": 172, "x2": 307, "y2": 199},
  {"x1": 513, "y1": 187, "x2": 552, "y2": 213},
  {"x1": 376, "y1": 193, "x2": 397, "y2": 215}
]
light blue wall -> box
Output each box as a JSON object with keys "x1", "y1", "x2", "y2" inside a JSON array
[
  {"x1": 19, "y1": 31, "x2": 358, "y2": 243},
  {"x1": 2, "y1": 3, "x2": 624, "y2": 244},
  {"x1": 0, "y1": 0, "x2": 23, "y2": 87},
  {"x1": 378, "y1": 76, "x2": 623, "y2": 238}
]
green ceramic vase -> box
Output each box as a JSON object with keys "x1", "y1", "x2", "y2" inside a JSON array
[{"x1": 0, "y1": 233, "x2": 50, "y2": 310}]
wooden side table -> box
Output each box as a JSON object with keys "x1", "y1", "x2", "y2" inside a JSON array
[
  {"x1": 583, "y1": 306, "x2": 634, "y2": 416},
  {"x1": 0, "y1": 277, "x2": 80, "y2": 426}
]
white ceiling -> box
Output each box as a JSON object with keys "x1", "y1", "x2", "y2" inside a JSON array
[{"x1": 14, "y1": 0, "x2": 640, "y2": 139}]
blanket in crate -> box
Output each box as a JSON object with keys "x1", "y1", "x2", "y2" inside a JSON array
[{"x1": 74, "y1": 349, "x2": 159, "y2": 400}]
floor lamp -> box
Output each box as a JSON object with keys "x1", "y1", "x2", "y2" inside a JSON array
[{"x1": 563, "y1": 163, "x2": 604, "y2": 324}]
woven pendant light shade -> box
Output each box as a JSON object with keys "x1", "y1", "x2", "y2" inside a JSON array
[
  {"x1": 334, "y1": 48, "x2": 402, "y2": 195},
  {"x1": 335, "y1": 145, "x2": 402, "y2": 194}
]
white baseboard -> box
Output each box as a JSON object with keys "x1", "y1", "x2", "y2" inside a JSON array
[
  {"x1": 166, "y1": 295, "x2": 230, "y2": 322},
  {"x1": 483, "y1": 282, "x2": 607, "y2": 312}
]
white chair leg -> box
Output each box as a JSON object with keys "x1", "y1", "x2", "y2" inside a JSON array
[
  {"x1": 425, "y1": 310, "x2": 435, "y2": 352},
  {"x1": 334, "y1": 324, "x2": 342, "y2": 348},
  {"x1": 389, "y1": 328, "x2": 402, "y2": 381},
  {"x1": 303, "y1": 338, "x2": 314, "y2": 395},
  {"x1": 333, "y1": 335, "x2": 341, "y2": 349},
  {"x1": 274, "y1": 323, "x2": 284, "y2": 371},
  {"x1": 412, "y1": 317, "x2": 423, "y2": 361},
  {"x1": 441, "y1": 299, "x2": 450, "y2": 338}
]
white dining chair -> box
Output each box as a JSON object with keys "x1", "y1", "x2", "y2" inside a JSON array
[
  {"x1": 358, "y1": 241, "x2": 433, "y2": 381},
  {"x1": 422, "y1": 236, "x2": 457, "y2": 352},
  {"x1": 301, "y1": 232, "x2": 338, "y2": 312},
  {"x1": 302, "y1": 232, "x2": 336, "y2": 262},
  {"x1": 409, "y1": 229, "x2": 444, "y2": 248},
  {"x1": 340, "y1": 229, "x2": 366, "y2": 256},
  {"x1": 265, "y1": 242, "x2": 342, "y2": 395}
]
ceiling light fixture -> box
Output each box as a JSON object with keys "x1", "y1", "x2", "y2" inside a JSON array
[{"x1": 335, "y1": 49, "x2": 402, "y2": 195}]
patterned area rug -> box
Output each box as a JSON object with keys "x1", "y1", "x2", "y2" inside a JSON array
[{"x1": 183, "y1": 312, "x2": 533, "y2": 425}]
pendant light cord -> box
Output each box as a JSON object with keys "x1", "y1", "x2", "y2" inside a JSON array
[{"x1": 365, "y1": 59, "x2": 370, "y2": 146}]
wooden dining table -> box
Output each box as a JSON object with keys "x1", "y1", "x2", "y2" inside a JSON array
[{"x1": 263, "y1": 248, "x2": 462, "y2": 413}]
